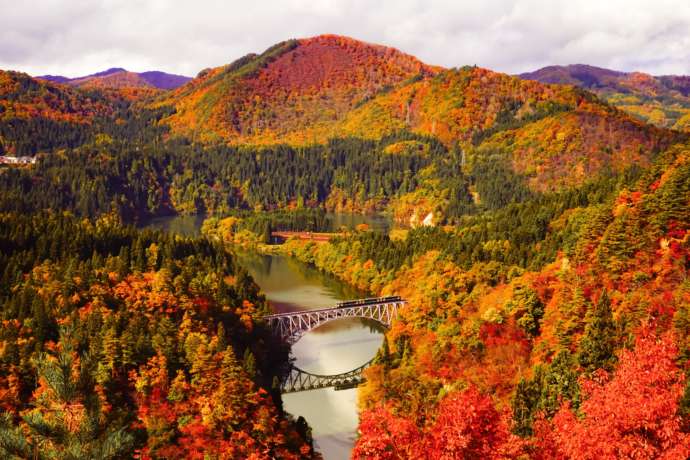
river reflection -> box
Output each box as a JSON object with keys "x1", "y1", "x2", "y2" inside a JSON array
[
  {"x1": 236, "y1": 252, "x2": 384, "y2": 459},
  {"x1": 143, "y1": 214, "x2": 385, "y2": 459}
]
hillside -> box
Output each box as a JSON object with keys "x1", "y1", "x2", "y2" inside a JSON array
[
  {"x1": 2, "y1": 33, "x2": 690, "y2": 459},
  {"x1": 38, "y1": 67, "x2": 191, "y2": 90},
  {"x1": 0, "y1": 70, "x2": 118, "y2": 155},
  {"x1": 341, "y1": 66, "x2": 679, "y2": 191},
  {"x1": 155, "y1": 37, "x2": 679, "y2": 193},
  {"x1": 155, "y1": 34, "x2": 439, "y2": 144},
  {"x1": 278, "y1": 137, "x2": 690, "y2": 458},
  {"x1": 0, "y1": 212, "x2": 315, "y2": 458},
  {"x1": 8, "y1": 36, "x2": 678, "y2": 196},
  {"x1": 520, "y1": 64, "x2": 690, "y2": 131}
]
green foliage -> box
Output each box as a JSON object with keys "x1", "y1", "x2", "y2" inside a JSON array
[
  {"x1": 0, "y1": 132, "x2": 452, "y2": 221},
  {"x1": 577, "y1": 291, "x2": 618, "y2": 373},
  {"x1": 510, "y1": 350, "x2": 580, "y2": 437},
  {"x1": 0, "y1": 330, "x2": 134, "y2": 460},
  {"x1": 470, "y1": 149, "x2": 534, "y2": 210},
  {"x1": 507, "y1": 285, "x2": 545, "y2": 338}
]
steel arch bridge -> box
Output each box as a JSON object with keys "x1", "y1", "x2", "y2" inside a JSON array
[
  {"x1": 263, "y1": 296, "x2": 404, "y2": 345},
  {"x1": 282, "y1": 359, "x2": 374, "y2": 393},
  {"x1": 264, "y1": 296, "x2": 404, "y2": 393}
]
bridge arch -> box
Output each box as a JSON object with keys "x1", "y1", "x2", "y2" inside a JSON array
[
  {"x1": 263, "y1": 297, "x2": 404, "y2": 345},
  {"x1": 281, "y1": 359, "x2": 374, "y2": 393},
  {"x1": 264, "y1": 297, "x2": 405, "y2": 393}
]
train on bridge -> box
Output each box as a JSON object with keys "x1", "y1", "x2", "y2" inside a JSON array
[{"x1": 335, "y1": 296, "x2": 402, "y2": 308}]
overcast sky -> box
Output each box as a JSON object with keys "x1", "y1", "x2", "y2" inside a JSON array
[{"x1": 2, "y1": 0, "x2": 690, "y2": 78}]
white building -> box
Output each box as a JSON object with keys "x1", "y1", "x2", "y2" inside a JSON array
[{"x1": 0, "y1": 156, "x2": 37, "y2": 165}]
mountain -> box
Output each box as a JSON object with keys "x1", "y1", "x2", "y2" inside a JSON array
[
  {"x1": 138, "y1": 70, "x2": 192, "y2": 89},
  {"x1": 155, "y1": 34, "x2": 440, "y2": 144},
  {"x1": 0, "y1": 70, "x2": 120, "y2": 155},
  {"x1": 156, "y1": 36, "x2": 678, "y2": 192},
  {"x1": 38, "y1": 67, "x2": 191, "y2": 90},
  {"x1": 2, "y1": 35, "x2": 683, "y2": 192},
  {"x1": 520, "y1": 64, "x2": 690, "y2": 131}
]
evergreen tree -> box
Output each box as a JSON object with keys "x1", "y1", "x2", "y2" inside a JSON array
[
  {"x1": 0, "y1": 332, "x2": 134, "y2": 459},
  {"x1": 577, "y1": 290, "x2": 617, "y2": 373},
  {"x1": 510, "y1": 371, "x2": 543, "y2": 437},
  {"x1": 243, "y1": 349, "x2": 257, "y2": 378}
]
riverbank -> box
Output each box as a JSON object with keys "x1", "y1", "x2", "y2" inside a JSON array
[{"x1": 141, "y1": 213, "x2": 386, "y2": 459}]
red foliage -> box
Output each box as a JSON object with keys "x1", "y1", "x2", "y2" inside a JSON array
[
  {"x1": 353, "y1": 386, "x2": 515, "y2": 460},
  {"x1": 428, "y1": 387, "x2": 512, "y2": 459},
  {"x1": 534, "y1": 325, "x2": 690, "y2": 459},
  {"x1": 352, "y1": 405, "x2": 424, "y2": 460}
]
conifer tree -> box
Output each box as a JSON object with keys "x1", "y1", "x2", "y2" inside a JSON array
[
  {"x1": 0, "y1": 331, "x2": 134, "y2": 459},
  {"x1": 578, "y1": 290, "x2": 617, "y2": 373}
]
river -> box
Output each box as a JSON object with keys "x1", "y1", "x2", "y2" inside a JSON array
[{"x1": 142, "y1": 213, "x2": 386, "y2": 459}]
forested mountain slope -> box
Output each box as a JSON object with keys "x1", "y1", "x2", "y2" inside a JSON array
[
  {"x1": 521, "y1": 64, "x2": 690, "y2": 131},
  {"x1": 154, "y1": 34, "x2": 439, "y2": 144},
  {"x1": 0, "y1": 70, "x2": 120, "y2": 155},
  {"x1": 281, "y1": 138, "x2": 690, "y2": 458},
  {"x1": 153, "y1": 37, "x2": 681, "y2": 193},
  {"x1": 341, "y1": 66, "x2": 677, "y2": 191},
  {"x1": 1, "y1": 34, "x2": 690, "y2": 459}
]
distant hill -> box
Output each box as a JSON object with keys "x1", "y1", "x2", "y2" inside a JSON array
[
  {"x1": 0, "y1": 70, "x2": 120, "y2": 155},
  {"x1": 2, "y1": 36, "x2": 684, "y2": 191},
  {"x1": 520, "y1": 64, "x2": 690, "y2": 131},
  {"x1": 38, "y1": 67, "x2": 191, "y2": 90}
]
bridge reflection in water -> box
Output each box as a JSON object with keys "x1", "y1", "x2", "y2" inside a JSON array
[{"x1": 264, "y1": 296, "x2": 404, "y2": 393}]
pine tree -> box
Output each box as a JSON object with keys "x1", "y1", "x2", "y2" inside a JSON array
[
  {"x1": 215, "y1": 322, "x2": 227, "y2": 352},
  {"x1": 578, "y1": 290, "x2": 617, "y2": 373},
  {"x1": 101, "y1": 325, "x2": 119, "y2": 378},
  {"x1": 374, "y1": 335, "x2": 392, "y2": 371},
  {"x1": 539, "y1": 350, "x2": 580, "y2": 416},
  {"x1": 0, "y1": 331, "x2": 134, "y2": 459},
  {"x1": 510, "y1": 369, "x2": 543, "y2": 437},
  {"x1": 243, "y1": 349, "x2": 257, "y2": 378}
]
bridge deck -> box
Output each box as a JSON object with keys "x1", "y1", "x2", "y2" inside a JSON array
[{"x1": 264, "y1": 296, "x2": 403, "y2": 320}]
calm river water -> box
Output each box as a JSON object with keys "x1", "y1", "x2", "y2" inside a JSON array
[{"x1": 142, "y1": 213, "x2": 386, "y2": 459}]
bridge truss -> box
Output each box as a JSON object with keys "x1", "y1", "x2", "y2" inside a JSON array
[
  {"x1": 264, "y1": 298, "x2": 405, "y2": 393},
  {"x1": 282, "y1": 359, "x2": 374, "y2": 393},
  {"x1": 264, "y1": 299, "x2": 404, "y2": 345}
]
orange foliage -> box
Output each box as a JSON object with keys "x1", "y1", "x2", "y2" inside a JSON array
[
  {"x1": 156, "y1": 34, "x2": 438, "y2": 144},
  {"x1": 0, "y1": 70, "x2": 116, "y2": 124}
]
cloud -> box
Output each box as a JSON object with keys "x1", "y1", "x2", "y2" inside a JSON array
[{"x1": 1, "y1": 0, "x2": 689, "y2": 77}]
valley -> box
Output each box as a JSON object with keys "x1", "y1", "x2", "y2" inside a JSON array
[{"x1": 0, "y1": 33, "x2": 689, "y2": 460}]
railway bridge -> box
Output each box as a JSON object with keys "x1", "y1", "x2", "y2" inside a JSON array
[{"x1": 264, "y1": 296, "x2": 404, "y2": 393}]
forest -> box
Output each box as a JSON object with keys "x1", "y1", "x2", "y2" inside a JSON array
[
  {"x1": 0, "y1": 212, "x2": 318, "y2": 458},
  {"x1": 1, "y1": 34, "x2": 690, "y2": 458},
  {"x1": 281, "y1": 139, "x2": 690, "y2": 459}
]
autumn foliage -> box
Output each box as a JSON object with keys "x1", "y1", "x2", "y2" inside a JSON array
[
  {"x1": 353, "y1": 386, "x2": 515, "y2": 460},
  {"x1": 534, "y1": 326, "x2": 690, "y2": 460},
  {"x1": 285, "y1": 140, "x2": 690, "y2": 458},
  {"x1": 157, "y1": 34, "x2": 437, "y2": 144}
]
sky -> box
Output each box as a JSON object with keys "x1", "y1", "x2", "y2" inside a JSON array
[{"x1": 2, "y1": 0, "x2": 690, "y2": 78}]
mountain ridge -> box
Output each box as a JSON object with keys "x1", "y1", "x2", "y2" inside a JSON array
[
  {"x1": 37, "y1": 67, "x2": 191, "y2": 90},
  {"x1": 153, "y1": 35, "x2": 680, "y2": 191},
  {"x1": 520, "y1": 64, "x2": 690, "y2": 131}
]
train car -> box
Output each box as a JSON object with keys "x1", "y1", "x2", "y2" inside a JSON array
[{"x1": 336, "y1": 296, "x2": 402, "y2": 308}]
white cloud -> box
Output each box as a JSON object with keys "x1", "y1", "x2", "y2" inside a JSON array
[{"x1": 0, "y1": 0, "x2": 689, "y2": 77}]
